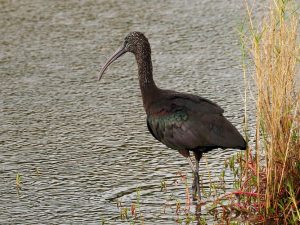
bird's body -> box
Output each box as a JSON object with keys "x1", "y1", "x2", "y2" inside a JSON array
[
  {"x1": 98, "y1": 31, "x2": 246, "y2": 200},
  {"x1": 145, "y1": 89, "x2": 246, "y2": 152}
]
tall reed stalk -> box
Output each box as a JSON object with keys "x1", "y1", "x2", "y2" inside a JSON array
[{"x1": 243, "y1": 0, "x2": 300, "y2": 223}]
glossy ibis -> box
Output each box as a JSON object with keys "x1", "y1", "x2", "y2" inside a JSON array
[{"x1": 98, "y1": 32, "x2": 247, "y2": 200}]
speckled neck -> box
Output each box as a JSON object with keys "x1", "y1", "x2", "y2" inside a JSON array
[{"x1": 134, "y1": 44, "x2": 159, "y2": 110}]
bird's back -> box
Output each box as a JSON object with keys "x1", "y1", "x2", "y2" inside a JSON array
[{"x1": 146, "y1": 90, "x2": 246, "y2": 152}]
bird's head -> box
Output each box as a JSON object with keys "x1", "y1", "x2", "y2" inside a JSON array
[
  {"x1": 98, "y1": 32, "x2": 150, "y2": 80},
  {"x1": 124, "y1": 31, "x2": 149, "y2": 53}
]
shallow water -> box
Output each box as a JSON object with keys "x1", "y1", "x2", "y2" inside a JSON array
[{"x1": 1, "y1": 0, "x2": 257, "y2": 224}]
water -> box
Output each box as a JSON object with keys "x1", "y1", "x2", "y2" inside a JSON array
[{"x1": 0, "y1": 0, "x2": 256, "y2": 224}]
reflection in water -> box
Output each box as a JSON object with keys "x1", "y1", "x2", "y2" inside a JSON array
[{"x1": 0, "y1": 0, "x2": 255, "y2": 224}]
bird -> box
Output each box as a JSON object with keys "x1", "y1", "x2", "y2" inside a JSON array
[{"x1": 98, "y1": 31, "x2": 247, "y2": 200}]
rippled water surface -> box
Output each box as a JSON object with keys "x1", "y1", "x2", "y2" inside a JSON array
[{"x1": 1, "y1": 0, "x2": 257, "y2": 224}]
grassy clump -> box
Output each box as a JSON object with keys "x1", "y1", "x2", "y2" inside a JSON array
[
  {"x1": 212, "y1": 1, "x2": 299, "y2": 224},
  {"x1": 231, "y1": 0, "x2": 300, "y2": 223}
]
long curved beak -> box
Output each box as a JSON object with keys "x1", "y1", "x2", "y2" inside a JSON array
[{"x1": 98, "y1": 46, "x2": 127, "y2": 81}]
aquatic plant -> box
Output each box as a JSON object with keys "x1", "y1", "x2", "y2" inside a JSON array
[{"x1": 16, "y1": 172, "x2": 22, "y2": 192}]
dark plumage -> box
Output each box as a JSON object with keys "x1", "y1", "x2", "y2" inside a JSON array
[{"x1": 98, "y1": 32, "x2": 246, "y2": 200}]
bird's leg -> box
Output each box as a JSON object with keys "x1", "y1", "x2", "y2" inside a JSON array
[
  {"x1": 179, "y1": 150, "x2": 204, "y2": 201},
  {"x1": 179, "y1": 150, "x2": 197, "y2": 200},
  {"x1": 193, "y1": 151, "x2": 203, "y2": 201},
  {"x1": 186, "y1": 156, "x2": 197, "y2": 200}
]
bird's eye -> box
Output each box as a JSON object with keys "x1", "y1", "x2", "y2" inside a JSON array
[
  {"x1": 124, "y1": 41, "x2": 131, "y2": 49},
  {"x1": 124, "y1": 39, "x2": 128, "y2": 46}
]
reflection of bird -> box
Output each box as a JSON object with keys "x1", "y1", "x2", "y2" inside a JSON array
[{"x1": 98, "y1": 32, "x2": 247, "y2": 200}]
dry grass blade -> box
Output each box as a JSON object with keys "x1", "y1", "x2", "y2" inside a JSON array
[{"x1": 245, "y1": 0, "x2": 300, "y2": 223}]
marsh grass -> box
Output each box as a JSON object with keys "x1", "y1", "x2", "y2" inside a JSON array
[
  {"x1": 216, "y1": 0, "x2": 300, "y2": 223},
  {"x1": 246, "y1": 0, "x2": 299, "y2": 221},
  {"x1": 208, "y1": 1, "x2": 299, "y2": 224}
]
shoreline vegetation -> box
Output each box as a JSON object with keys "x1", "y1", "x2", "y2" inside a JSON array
[{"x1": 219, "y1": 0, "x2": 300, "y2": 224}]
